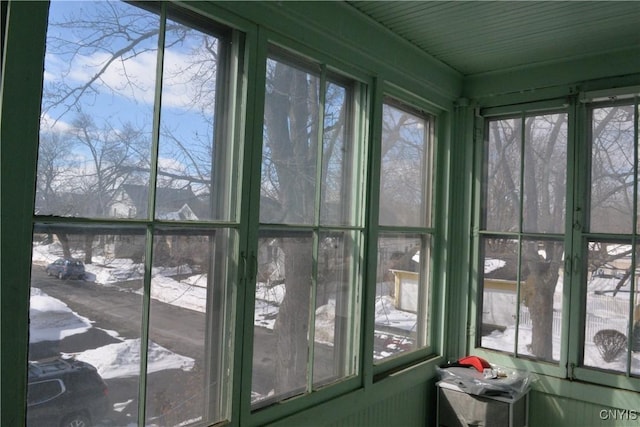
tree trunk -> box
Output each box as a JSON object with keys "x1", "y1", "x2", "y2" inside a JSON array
[
  {"x1": 264, "y1": 60, "x2": 318, "y2": 395},
  {"x1": 527, "y1": 273, "x2": 558, "y2": 361},
  {"x1": 526, "y1": 257, "x2": 560, "y2": 361},
  {"x1": 83, "y1": 234, "x2": 94, "y2": 264},
  {"x1": 56, "y1": 233, "x2": 72, "y2": 259},
  {"x1": 274, "y1": 238, "x2": 312, "y2": 394}
]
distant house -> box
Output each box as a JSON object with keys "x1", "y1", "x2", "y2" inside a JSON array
[
  {"x1": 109, "y1": 184, "x2": 212, "y2": 265},
  {"x1": 35, "y1": 184, "x2": 211, "y2": 221},
  {"x1": 110, "y1": 184, "x2": 210, "y2": 220}
]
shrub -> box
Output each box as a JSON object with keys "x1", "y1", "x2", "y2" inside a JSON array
[{"x1": 593, "y1": 329, "x2": 627, "y2": 363}]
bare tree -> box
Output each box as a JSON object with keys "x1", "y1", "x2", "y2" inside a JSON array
[
  {"x1": 66, "y1": 111, "x2": 150, "y2": 218},
  {"x1": 262, "y1": 59, "x2": 320, "y2": 393},
  {"x1": 521, "y1": 114, "x2": 567, "y2": 360},
  {"x1": 487, "y1": 105, "x2": 637, "y2": 360},
  {"x1": 36, "y1": 131, "x2": 75, "y2": 214},
  {"x1": 41, "y1": 1, "x2": 218, "y2": 197},
  {"x1": 487, "y1": 114, "x2": 567, "y2": 361}
]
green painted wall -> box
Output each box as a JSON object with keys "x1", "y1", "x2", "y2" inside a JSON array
[
  {"x1": 530, "y1": 391, "x2": 640, "y2": 427},
  {"x1": 267, "y1": 381, "x2": 436, "y2": 427}
]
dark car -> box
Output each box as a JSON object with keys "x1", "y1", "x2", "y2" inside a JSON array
[
  {"x1": 27, "y1": 358, "x2": 111, "y2": 427},
  {"x1": 46, "y1": 258, "x2": 85, "y2": 280}
]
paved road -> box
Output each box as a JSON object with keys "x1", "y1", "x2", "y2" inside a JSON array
[
  {"x1": 31, "y1": 267, "x2": 207, "y2": 359},
  {"x1": 28, "y1": 266, "x2": 342, "y2": 425}
]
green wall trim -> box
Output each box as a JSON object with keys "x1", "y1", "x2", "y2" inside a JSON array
[
  {"x1": 0, "y1": 1, "x2": 49, "y2": 426},
  {"x1": 213, "y1": 0, "x2": 461, "y2": 108},
  {"x1": 465, "y1": 46, "x2": 640, "y2": 101}
]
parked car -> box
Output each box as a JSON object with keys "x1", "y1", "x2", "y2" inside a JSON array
[
  {"x1": 27, "y1": 358, "x2": 111, "y2": 427},
  {"x1": 46, "y1": 258, "x2": 85, "y2": 280}
]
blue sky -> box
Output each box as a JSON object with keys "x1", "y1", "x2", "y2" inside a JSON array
[{"x1": 41, "y1": 1, "x2": 219, "y2": 193}]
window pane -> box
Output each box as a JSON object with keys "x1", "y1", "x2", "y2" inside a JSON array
[
  {"x1": 252, "y1": 233, "x2": 313, "y2": 405},
  {"x1": 480, "y1": 237, "x2": 564, "y2": 362},
  {"x1": 313, "y1": 231, "x2": 360, "y2": 386},
  {"x1": 379, "y1": 103, "x2": 432, "y2": 227},
  {"x1": 156, "y1": 19, "x2": 228, "y2": 222},
  {"x1": 375, "y1": 234, "x2": 430, "y2": 361},
  {"x1": 584, "y1": 241, "x2": 634, "y2": 373},
  {"x1": 320, "y1": 82, "x2": 357, "y2": 226},
  {"x1": 29, "y1": 227, "x2": 145, "y2": 426},
  {"x1": 31, "y1": 3, "x2": 241, "y2": 424},
  {"x1": 261, "y1": 58, "x2": 320, "y2": 225},
  {"x1": 522, "y1": 114, "x2": 568, "y2": 234},
  {"x1": 256, "y1": 54, "x2": 362, "y2": 405},
  {"x1": 480, "y1": 237, "x2": 518, "y2": 353},
  {"x1": 518, "y1": 239, "x2": 564, "y2": 362},
  {"x1": 485, "y1": 118, "x2": 521, "y2": 232},
  {"x1": 27, "y1": 379, "x2": 65, "y2": 406},
  {"x1": 590, "y1": 105, "x2": 635, "y2": 234},
  {"x1": 35, "y1": 1, "x2": 159, "y2": 219},
  {"x1": 147, "y1": 230, "x2": 235, "y2": 425}
]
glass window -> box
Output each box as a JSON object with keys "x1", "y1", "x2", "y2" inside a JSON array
[
  {"x1": 252, "y1": 52, "x2": 363, "y2": 407},
  {"x1": 477, "y1": 96, "x2": 640, "y2": 390},
  {"x1": 29, "y1": 2, "x2": 241, "y2": 426},
  {"x1": 379, "y1": 101, "x2": 432, "y2": 228},
  {"x1": 479, "y1": 112, "x2": 568, "y2": 363},
  {"x1": 27, "y1": 380, "x2": 65, "y2": 406},
  {"x1": 582, "y1": 101, "x2": 640, "y2": 377},
  {"x1": 374, "y1": 99, "x2": 434, "y2": 363},
  {"x1": 589, "y1": 105, "x2": 635, "y2": 234},
  {"x1": 583, "y1": 240, "x2": 634, "y2": 373}
]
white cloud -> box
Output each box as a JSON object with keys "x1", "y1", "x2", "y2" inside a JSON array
[
  {"x1": 157, "y1": 156, "x2": 187, "y2": 173},
  {"x1": 160, "y1": 48, "x2": 216, "y2": 114},
  {"x1": 44, "y1": 40, "x2": 217, "y2": 116},
  {"x1": 79, "y1": 51, "x2": 158, "y2": 104},
  {"x1": 40, "y1": 112, "x2": 74, "y2": 134}
]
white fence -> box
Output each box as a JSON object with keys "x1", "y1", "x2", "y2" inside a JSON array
[
  {"x1": 518, "y1": 294, "x2": 632, "y2": 344},
  {"x1": 518, "y1": 308, "x2": 562, "y2": 337}
]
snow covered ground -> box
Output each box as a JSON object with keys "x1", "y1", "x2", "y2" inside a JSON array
[
  {"x1": 33, "y1": 240, "x2": 640, "y2": 399},
  {"x1": 29, "y1": 242, "x2": 417, "y2": 382},
  {"x1": 481, "y1": 259, "x2": 640, "y2": 374}
]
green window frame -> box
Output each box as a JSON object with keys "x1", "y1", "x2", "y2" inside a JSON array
[
  {"x1": 473, "y1": 92, "x2": 640, "y2": 393},
  {"x1": 571, "y1": 94, "x2": 640, "y2": 389},
  {"x1": 2, "y1": 2, "x2": 450, "y2": 425},
  {"x1": 250, "y1": 47, "x2": 367, "y2": 408},
  {"x1": 370, "y1": 93, "x2": 441, "y2": 375},
  {"x1": 26, "y1": 2, "x2": 245, "y2": 425},
  {"x1": 476, "y1": 104, "x2": 569, "y2": 366}
]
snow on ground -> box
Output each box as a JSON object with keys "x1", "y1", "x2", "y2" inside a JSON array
[
  {"x1": 485, "y1": 258, "x2": 506, "y2": 274},
  {"x1": 29, "y1": 242, "x2": 421, "y2": 378},
  {"x1": 36, "y1": 242, "x2": 640, "y2": 389},
  {"x1": 29, "y1": 287, "x2": 92, "y2": 343},
  {"x1": 34, "y1": 240, "x2": 640, "y2": 372},
  {"x1": 145, "y1": 273, "x2": 206, "y2": 313},
  {"x1": 30, "y1": 244, "x2": 200, "y2": 383},
  {"x1": 30, "y1": 288, "x2": 195, "y2": 379},
  {"x1": 375, "y1": 295, "x2": 417, "y2": 331},
  {"x1": 482, "y1": 269, "x2": 640, "y2": 373},
  {"x1": 74, "y1": 338, "x2": 194, "y2": 379}
]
